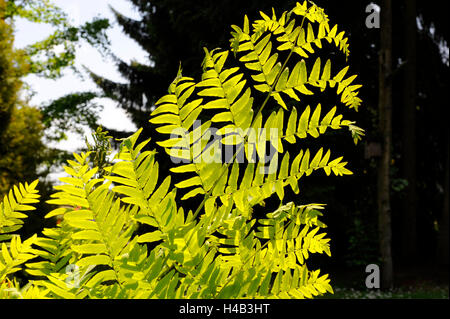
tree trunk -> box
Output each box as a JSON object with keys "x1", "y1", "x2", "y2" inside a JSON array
[
  {"x1": 377, "y1": 0, "x2": 394, "y2": 289},
  {"x1": 437, "y1": 131, "x2": 449, "y2": 265},
  {"x1": 400, "y1": 0, "x2": 417, "y2": 263}
]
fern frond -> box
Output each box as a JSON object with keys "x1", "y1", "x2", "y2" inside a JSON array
[
  {"x1": 231, "y1": 23, "x2": 285, "y2": 106},
  {"x1": 44, "y1": 151, "x2": 138, "y2": 291},
  {"x1": 283, "y1": 104, "x2": 361, "y2": 142},
  {"x1": 230, "y1": 3, "x2": 357, "y2": 111},
  {"x1": 149, "y1": 73, "x2": 231, "y2": 202},
  {"x1": 67, "y1": 185, "x2": 135, "y2": 289},
  {"x1": 0, "y1": 235, "x2": 39, "y2": 282},
  {"x1": 152, "y1": 87, "x2": 233, "y2": 202},
  {"x1": 290, "y1": 1, "x2": 329, "y2": 24},
  {"x1": 45, "y1": 152, "x2": 101, "y2": 215},
  {"x1": 150, "y1": 72, "x2": 204, "y2": 159},
  {"x1": 232, "y1": 27, "x2": 359, "y2": 110},
  {"x1": 250, "y1": 4, "x2": 349, "y2": 59},
  {"x1": 209, "y1": 202, "x2": 332, "y2": 298},
  {"x1": 0, "y1": 2, "x2": 363, "y2": 300},
  {"x1": 197, "y1": 48, "x2": 254, "y2": 144},
  {"x1": 0, "y1": 180, "x2": 40, "y2": 241},
  {"x1": 270, "y1": 57, "x2": 362, "y2": 110},
  {"x1": 25, "y1": 222, "x2": 75, "y2": 277},
  {"x1": 105, "y1": 129, "x2": 185, "y2": 234},
  {"x1": 264, "y1": 266, "x2": 333, "y2": 298},
  {"x1": 208, "y1": 148, "x2": 351, "y2": 213},
  {"x1": 0, "y1": 278, "x2": 50, "y2": 299}
]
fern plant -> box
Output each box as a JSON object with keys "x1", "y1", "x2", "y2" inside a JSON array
[{"x1": 0, "y1": 1, "x2": 363, "y2": 299}]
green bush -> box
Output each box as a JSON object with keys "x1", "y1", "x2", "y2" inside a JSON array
[{"x1": 0, "y1": 1, "x2": 363, "y2": 299}]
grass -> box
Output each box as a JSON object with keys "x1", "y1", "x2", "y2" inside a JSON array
[
  {"x1": 317, "y1": 265, "x2": 449, "y2": 299},
  {"x1": 321, "y1": 285, "x2": 449, "y2": 299}
]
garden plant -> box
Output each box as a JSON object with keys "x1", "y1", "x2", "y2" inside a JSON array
[{"x1": 0, "y1": 1, "x2": 364, "y2": 299}]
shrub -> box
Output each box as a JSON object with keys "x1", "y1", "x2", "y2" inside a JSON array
[{"x1": 0, "y1": 1, "x2": 363, "y2": 299}]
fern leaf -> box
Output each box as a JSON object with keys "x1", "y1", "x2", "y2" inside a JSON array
[
  {"x1": 272, "y1": 58, "x2": 362, "y2": 110},
  {"x1": 0, "y1": 235, "x2": 39, "y2": 281},
  {"x1": 0, "y1": 181, "x2": 40, "y2": 241},
  {"x1": 198, "y1": 48, "x2": 253, "y2": 142},
  {"x1": 25, "y1": 223, "x2": 75, "y2": 277}
]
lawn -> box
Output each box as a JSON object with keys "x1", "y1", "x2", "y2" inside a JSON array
[
  {"x1": 320, "y1": 265, "x2": 449, "y2": 299},
  {"x1": 322, "y1": 285, "x2": 449, "y2": 299}
]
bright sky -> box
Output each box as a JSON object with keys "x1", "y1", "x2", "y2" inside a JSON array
[{"x1": 13, "y1": 0, "x2": 147, "y2": 152}]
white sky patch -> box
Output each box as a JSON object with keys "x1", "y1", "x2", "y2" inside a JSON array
[
  {"x1": 13, "y1": 0, "x2": 147, "y2": 182},
  {"x1": 13, "y1": 0, "x2": 147, "y2": 149}
]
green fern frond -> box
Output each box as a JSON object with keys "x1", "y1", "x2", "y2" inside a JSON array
[
  {"x1": 208, "y1": 201, "x2": 333, "y2": 298},
  {"x1": 44, "y1": 151, "x2": 137, "y2": 291},
  {"x1": 269, "y1": 57, "x2": 362, "y2": 110},
  {"x1": 198, "y1": 48, "x2": 254, "y2": 144},
  {"x1": 0, "y1": 180, "x2": 40, "y2": 241},
  {"x1": 290, "y1": 1, "x2": 329, "y2": 24},
  {"x1": 105, "y1": 129, "x2": 180, "y2": 233},
  {"x1": 231, "y1": 25, "x2": 285, "y2": 106},
  {"x1": 249, "y1": 3, "x2": 349, "y2": 59},
  {"x1": 0, "y1": 235, "x2": 39, "y2": 282},
  {"x1": 0, "y1": 278, "x2": 50, "y2": 299},
  {"x1": 211, "y1": 148, "x2": 350, "y2": 211},
  {"x1": 66, "y1": 186, "x2": 136, "y2": 290},
  {"x1": 0, "y1": 2, "x2": 364, "y2": 300},
  {"x1": 266, "y1": 266, "x2": 333, "y2": 298},
  {"x1": 45, "y1": 152, "x2": 101, "y2": 215},
  {"x1": 230, "y1": 5, "x2": 357, "y2": 110},
  {"x1": 150, "y1": 73, "x2": 203, "y2": 156},
  {"x1": 25, "y1": 222, "x2": 75, "y2": 277}
]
